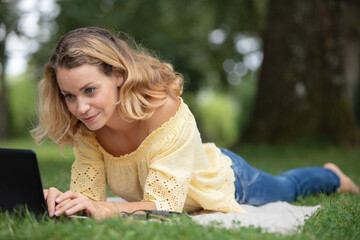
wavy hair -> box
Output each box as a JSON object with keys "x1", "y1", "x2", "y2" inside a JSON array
[{"x1": 31, "y1": 27, "x2": 184, "y2": 148}]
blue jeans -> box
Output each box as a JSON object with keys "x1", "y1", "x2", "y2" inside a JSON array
[{"x1": 221, "y1": 148, "x2": 340, "y2": 206}]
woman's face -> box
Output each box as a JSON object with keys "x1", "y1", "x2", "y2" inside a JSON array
[{"x1": 56, "y1": 64, "x2": 123, "y2": 131}]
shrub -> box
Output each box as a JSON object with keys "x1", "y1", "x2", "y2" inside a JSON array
[{"x1": 8, "y1": 74, "x2": 37, "y2": 137}]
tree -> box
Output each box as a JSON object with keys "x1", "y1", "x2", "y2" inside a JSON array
[
  {"x1": 344, "y1": 0, "x2": 360, "y2": 126},
  {"x1": 32, "y1": 0, "x2": 267, "y2": 92},
  {"x1": 243, "y1": 0, "x2": 360, "y2": 146},
  {"x1": 0, "y1": 0, "x2": 20, "y2": 140}
]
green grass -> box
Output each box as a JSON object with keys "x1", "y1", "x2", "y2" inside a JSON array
[{"x1": 0, "y1": 137, "x2": 359, "y2": 239}]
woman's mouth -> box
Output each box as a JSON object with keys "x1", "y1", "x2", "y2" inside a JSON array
[{"x1": 82, "y1": 113, "x2": 99, "y2": 123}]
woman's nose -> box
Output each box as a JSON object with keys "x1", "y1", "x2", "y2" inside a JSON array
[{"x1": 77, "y1": 99, "x2": 90, "y2": 115}]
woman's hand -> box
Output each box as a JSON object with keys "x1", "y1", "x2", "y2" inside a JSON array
[
  {"x1": 51, "y1": 190, "x2": 157, "y2": 220},
  {"x1": 54, "y1": 190, "x2": 115, "y2": 220},
  {"x1": 43, "y1": 187, "x2": 64, "y2": 217}
]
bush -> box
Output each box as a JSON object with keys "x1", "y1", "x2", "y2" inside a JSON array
[
  {"x1": 8, "y1": 74, "x2": 37, "y2": 137},
  {"x1": 184, "y1": 89, "x2": 241, "y2": 148}
]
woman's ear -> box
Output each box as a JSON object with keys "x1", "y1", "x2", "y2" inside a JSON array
[{"x1": 112, "y1": 67, "x2": 124, "y2": 87}]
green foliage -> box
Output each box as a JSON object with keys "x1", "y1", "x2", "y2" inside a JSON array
[
  {"x1": 181, "y1": 76, "x2": 257, "y2": 148},
  {"x1": 194, "y1": 89, "x2": 241, "y2": 148},
  {"x1": 231, "y1": 75, "x2": 258, "y2": 137},
  {"x1": 32, "y1": 0, "x2": 268, "y2": 92},
  {"x1": 7, "y1": 75, "x2": 37, "y2": 137},
  {"x1": 20, "y1": 0, "x2": 269, "y2": 144}
]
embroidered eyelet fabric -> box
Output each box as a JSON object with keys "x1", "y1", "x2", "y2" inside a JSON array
[{"x1": 70, "y1": 99, "x2": 245, "y2": 213}]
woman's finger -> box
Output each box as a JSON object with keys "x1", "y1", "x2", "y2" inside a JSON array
[
  {"x1": 54, "y1": 198, "x2": 71, "y2": 211},
  {"x1": 64, "y1": 200, "x2": 93, "y2": 216},
  {"x1": 54, "y1": 197, "x2": 91, "y2": 216},
  {"x1": 55, "y1": 190, "x2": 82, "y2": 204},
  {"x1": 45, "y1": 187, "x2": 62, "y2": 217},
  {"x1": 43, "y1": 189, "x2": 48, "y2": 199}
]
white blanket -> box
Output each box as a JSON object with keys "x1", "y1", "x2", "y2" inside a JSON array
[
  {"x1": 107, "y1": 197, "x2": 320, "y2": 234},
  {"x1": 191, "y1": 201, "x2": 320, "y2": 234}
]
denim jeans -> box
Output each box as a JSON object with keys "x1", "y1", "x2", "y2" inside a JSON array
[{"x1": 220, "y1": 148, "x2": 340, "y2": 206}]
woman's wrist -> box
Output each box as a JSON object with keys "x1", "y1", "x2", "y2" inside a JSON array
[
  {"x1": 109, "y1": 201, "x2": 157, "y2": 213},
  {"x1": 85, "y1": 200, "x2": 157, "y2": 220}
]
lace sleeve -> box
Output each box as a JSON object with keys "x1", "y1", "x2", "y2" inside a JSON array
[
  {"x1": 143, "y1": 114, "x2": 201, "y2": 212},
  {"x1": 144, "y1": 167, "x2": 192, "y2": 212},
  {"x1": 70, "y1": 134, "x2": 106, "y2": 201}
]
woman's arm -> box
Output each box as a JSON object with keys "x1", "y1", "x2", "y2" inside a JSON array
[
  {"x1": 54, "y1": 191, "x2": 156, "y2": 220},
  {"x1": 54, "y1": 190, "x2": 157, "y2": 220}
]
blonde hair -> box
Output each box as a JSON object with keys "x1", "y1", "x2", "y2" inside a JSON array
[{"x1": 31, "y1": 27, "x2": 184, "y2": 148}]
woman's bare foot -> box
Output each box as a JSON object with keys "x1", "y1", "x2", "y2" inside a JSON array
[{"x1": 324, "y1": 163, "x2": 359, "y2": 194}]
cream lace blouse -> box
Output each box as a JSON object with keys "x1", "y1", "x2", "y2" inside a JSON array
[{"x1": 70, "y1": 98, "x2": 244, "y2": 213}]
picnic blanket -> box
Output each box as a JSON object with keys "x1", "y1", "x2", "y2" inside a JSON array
[
  {"x1": 107, "y1": 197, "x2": 320, "y2": 234},
  {"x1": 190, "y1": 201, "x2": 320, "y2": 233}
]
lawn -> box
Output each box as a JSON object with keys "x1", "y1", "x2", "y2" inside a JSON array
[{"x1": 0, "y1": 137, "x2": 359, "y2": 239}]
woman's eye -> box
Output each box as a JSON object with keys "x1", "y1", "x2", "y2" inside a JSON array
[
  {"x1": 85, "y1": 88, "x2": 95, "y2": 94},
  {"x1": 64, "y1": 94, "x2": 74, "y2": 100}
]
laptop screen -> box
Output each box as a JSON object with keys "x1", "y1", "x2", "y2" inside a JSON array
[{"x1": 0, "y1": 148, "x2": 47, "y2": 216}]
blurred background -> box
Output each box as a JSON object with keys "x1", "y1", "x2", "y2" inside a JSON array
[{"x1": 1, "y1": 0, "x2": 360, "y2": 149}]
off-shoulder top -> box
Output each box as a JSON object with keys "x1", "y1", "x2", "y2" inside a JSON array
[{"x1": 70, "y1": 98, "x2": 244, "y2": 213}]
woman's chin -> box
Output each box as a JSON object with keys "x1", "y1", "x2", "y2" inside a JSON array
[{"x1": 83, "y1": 122, "x2": 103, "y2": 132}]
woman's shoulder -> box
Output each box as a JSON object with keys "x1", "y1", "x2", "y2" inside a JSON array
[{"x1": 146, "y1": 95, "x2": 181, "y2": 134}]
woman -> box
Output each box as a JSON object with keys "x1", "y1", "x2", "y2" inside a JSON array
[{"x1": 31, "y1": 27, "x2": 359, "y2": 220}]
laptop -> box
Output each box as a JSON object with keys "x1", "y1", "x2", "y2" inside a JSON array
[{"x1": 0, "y1": 148, "x2": 47, "y2": 216}]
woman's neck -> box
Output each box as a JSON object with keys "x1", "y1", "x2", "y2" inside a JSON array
[{"x1": 95, "y1": 119, "x2": 146, "y2": 157}]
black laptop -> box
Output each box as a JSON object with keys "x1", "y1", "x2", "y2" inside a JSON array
[{"x1": 0, "y1": 148, "x2": 47, "y2": 216}]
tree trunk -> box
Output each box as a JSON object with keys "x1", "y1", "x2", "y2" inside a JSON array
[
  {"x1": 0, "y1": 34, "x2": 8, "y2": 140},
  {"x1": 344, "y1": 0, "x2": 360, "y2": 125},
  {"x1": 243, "y1": 0, "x2": 360, "y2": 146}
]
